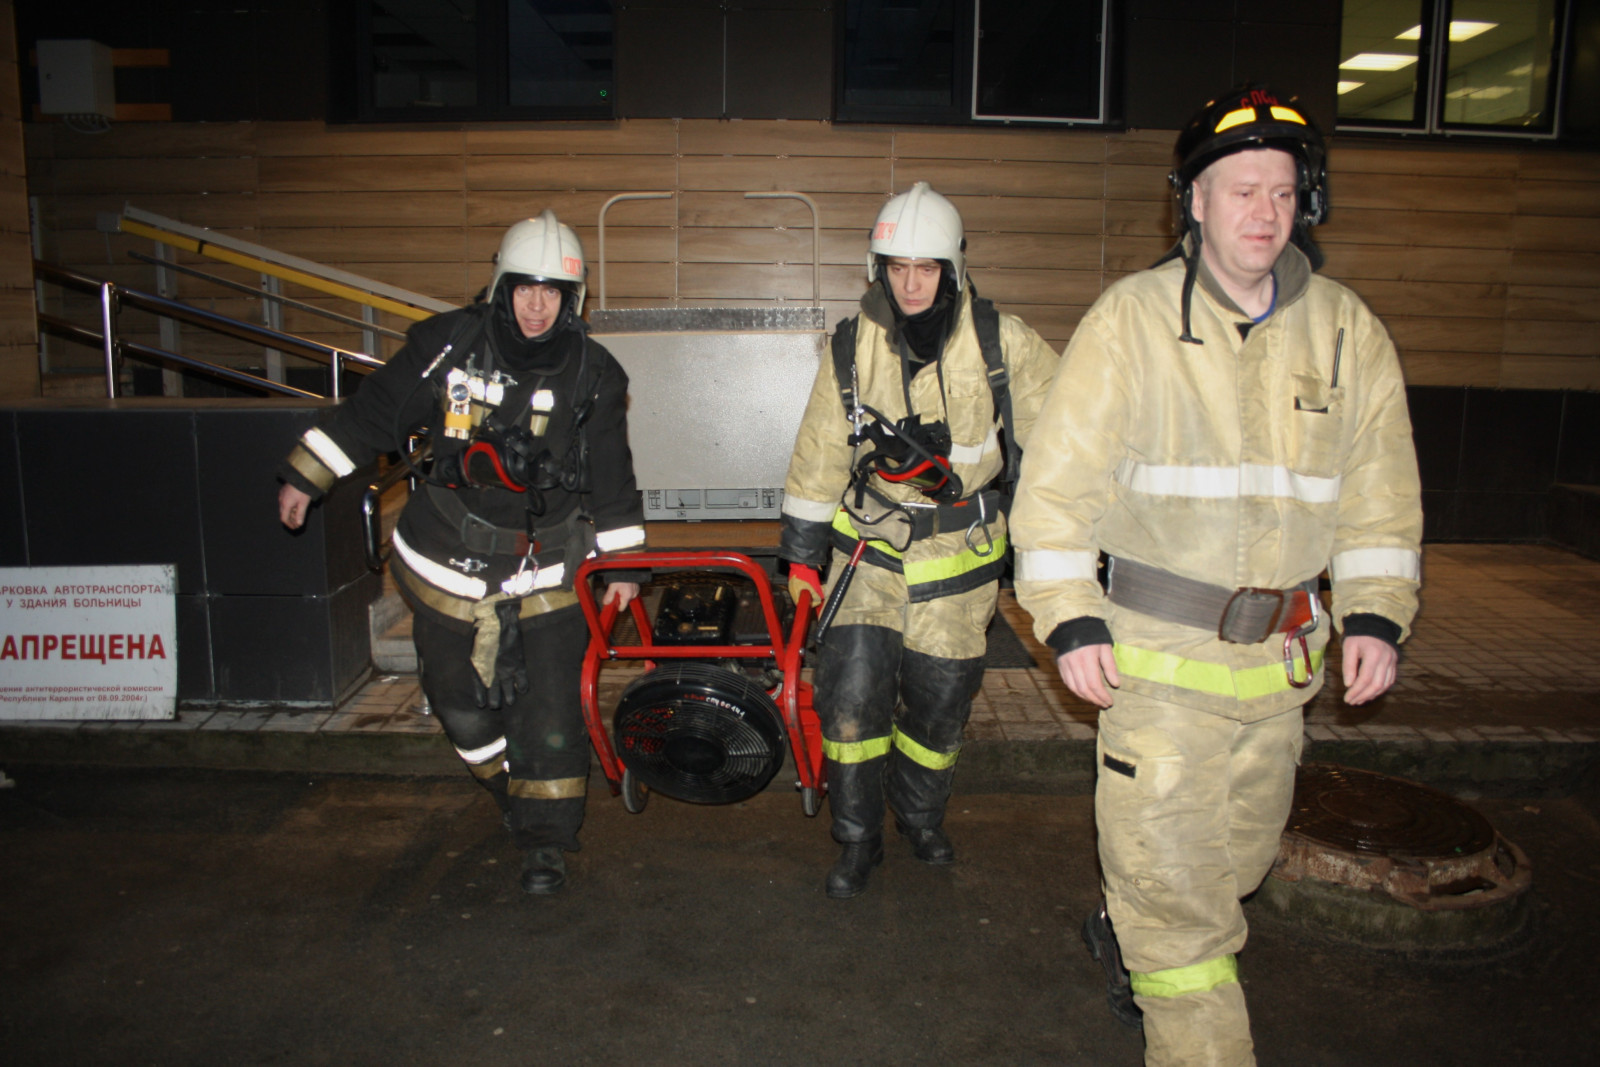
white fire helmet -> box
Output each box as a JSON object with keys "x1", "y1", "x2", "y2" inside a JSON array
[
  {"x1": 867, "y1": 181, "x2": 966, "y2": 292},
  {"x1": 489, "y1": 210, "x2": 587, "y2": 315}
]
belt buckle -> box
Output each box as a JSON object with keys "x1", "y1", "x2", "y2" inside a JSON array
[{"x1": 1218, "y1": 587, "x2": 1285, "y2": 644}]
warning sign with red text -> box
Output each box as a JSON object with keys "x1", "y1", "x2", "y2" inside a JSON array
[{"x1": 0, "y1": 564, "x2": 177, "y2": 720}]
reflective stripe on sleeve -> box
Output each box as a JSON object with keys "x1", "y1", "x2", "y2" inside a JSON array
[
  {"x1": 821, "y1": 735, "x2": 893, "y2": 764},
  {"x1": 596, "y1": 524, "x2": 646, "y2": 552},
  {"x1": 393, "y1": 529, "x2": 488, "y2": 600},
  {"x1": 892, "y1": 727, "x2": 960, "y2": 770},
  {"x1": 1115, "y1": 460, "x2": 1341, "y2": 504},
  {"x1": 1330, "y1": 547, "x2": 1421, "y2": 582},
  {"x1": 948, "y1": 427, "x2": 998, "y2": 465},
  {"x1": 1130, "y1": 955, "x2": 1239, "y2": 999},
  {"x1": 301, "y1": 427, "x2": 357, "y2": 479},
  {"x1": 783, "y1": 494, "x2": 841, "y2": 523},
  {"x1": 1112, "y1": 642, "x2": 1323, "y2": 700},
  {"x1": 1015, "y1": 548, "x2": 1099, "y2": 582}
]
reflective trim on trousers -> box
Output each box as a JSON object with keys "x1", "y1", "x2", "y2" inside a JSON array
[
  {"x1": 1112, "y1": 643, "x2": 1324, "y2": 700},
  {"x1": 455, "y1": 736, "x2": 507, "y2": 765},
  {"x1": 1131, "y1": 955, "x2": 1240, "y2": 999},
  {"x1": 507, "y1": 776, "x2": 589, "y2": 800},
  {"x1": 821, "y1": 734, "x2": 892, "y2": 764},
  {"x1": 892, "y1": 726, "x2": 960, "y2": 770}
]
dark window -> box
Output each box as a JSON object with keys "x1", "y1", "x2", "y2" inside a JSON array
[
  {"x1": 339, "y1": 0, "x2": 614, "y2": 122},
  {"x1": 837, "y1": 0, "x2": 1110, "y2": 126}
]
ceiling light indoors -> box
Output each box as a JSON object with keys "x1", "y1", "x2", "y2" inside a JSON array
[
  {"x1": 1394, "y1": 20, "x2": 1497, "y2": 42},
  {"x1": 1337, "y1": 81, "x2": 1366, "y2": 94},
  {"x1": 1341, "y1": 53, "x2": 1419, "y2": 71}
]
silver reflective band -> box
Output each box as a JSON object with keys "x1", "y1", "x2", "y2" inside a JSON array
[
  {"x1": 596, "y1": 525, "x2": 646, "y2": 552},
  {"x1": 782, "y1": 494, "x2": 841, "y2": 523},
  {"x1": 1016, "y1": 548, "x2": 1100, "y2": 582},
  {"x1": 302, "y1": 428, "x2": 357, "y2": 478},
  {"x1": 1330, "y1": 547, "x2": 1421, "y2": 581},
  {"x1": 456, "y1": 736, "x2": 507, "y2": 765},
  {"x1": 1115, "y1": 460, "x2": 1341, "y2": 504},
  {"x1": 948, "y1": 427, "x2": 998, "y2": 466},
  {"x1": 394, "y1": 529, "x2": 488, "y2": 600},
  {"x1": 502, "y1": 563, "x2": 565, "y2": 596}
]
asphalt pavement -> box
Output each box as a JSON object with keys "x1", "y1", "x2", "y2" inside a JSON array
[{"x1": 2, "y1": 764, "x2": 1598, "y2": 1066}]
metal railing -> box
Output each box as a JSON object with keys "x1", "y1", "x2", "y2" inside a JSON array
[
  {"x1": 35, "y1": 261, "x2": 387, "y2": 399},
  {"x1": 35, "y1": 259, "x2": 412, "y2": 570}
]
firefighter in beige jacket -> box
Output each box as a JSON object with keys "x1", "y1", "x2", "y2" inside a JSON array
[
  {"x1": 1010, "y1": 87, "x2": 1422, "y2": 1065},
  {"x1": 781, "y1": 183, "x2": 1059, "y2": 898}
]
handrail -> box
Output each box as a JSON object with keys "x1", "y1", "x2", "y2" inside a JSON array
[
  {"x1": 127, "y1": 250, "x2": 410, "y2": 343},
  {"x1": 35, "y1": 260, "x2": 384, "y2": 397},
  {"x1": 362, "y1": 441, "x2": 429, "y2": 571},
  {"x1": 743, "y1": 191, "x2": 821, "y2": 306},
  {"x1": 36, "y1": 313, "x2": 322, "y2": 398},
  {"x1": 116, "y1": 206, "x2": 455, "y2": 322},
  {"x1": 596, "y1": 192, "x2": 674, "y2": 310}
]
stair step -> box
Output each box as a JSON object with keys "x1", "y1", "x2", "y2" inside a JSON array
[{"x1": 369, "y1": 591, "x2": 417, "y2": 674}]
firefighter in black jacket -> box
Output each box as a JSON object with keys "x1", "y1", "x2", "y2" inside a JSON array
[{"x1": 278, "y1": 211, "x2": 645, "y2": 896}]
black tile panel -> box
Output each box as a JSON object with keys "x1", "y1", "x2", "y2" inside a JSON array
[
  {"x1": 0, "y1": 411, "x2": 23, "y2": 566},
  {"x1": 1557, "y1": 391, "x2": 1600, "y2": 486},
  {"x1": 207, "y1": 570, "x2": 378, "y2": 705},
  {"x1": 16, "y1": 409, "x2": 208, "y2": 595},
  {"x1": 1457, "y1": 389, "x2": 1564, "y2": 491},
  {"x1": 1407, "y1": 386, "x2": 1466, "y2": 492},
  {"x1": 196, "y1": 405, "x2": 371, "y2": 597}
]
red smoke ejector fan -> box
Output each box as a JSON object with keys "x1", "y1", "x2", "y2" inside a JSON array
[{"x1": 574, "y1": 551, "x2": 825, "y2": 817}]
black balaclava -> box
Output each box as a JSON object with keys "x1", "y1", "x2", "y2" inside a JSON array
[
  {"x1": 880, "y1": 260, "x2": 961, "y2": 371},
  {"x1": 489, "y1": 273, "x2": 578, "y2": 371}
]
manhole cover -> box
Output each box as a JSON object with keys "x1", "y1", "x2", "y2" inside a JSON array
[{"x1": 1258, "y1": 763, "x2": 1533, "y2": 951}]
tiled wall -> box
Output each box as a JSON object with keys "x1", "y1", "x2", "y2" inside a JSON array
[{"x1": 1410, "y1": 386, "x2": 1600, "y2": 557}]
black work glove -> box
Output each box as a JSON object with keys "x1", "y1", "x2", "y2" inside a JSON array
[{"x1": 473, "y1": 598, "x2": 528, "y2": 709}]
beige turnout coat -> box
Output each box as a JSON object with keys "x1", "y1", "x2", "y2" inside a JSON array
[{"x1": 1010, "y1": 245, "x2": 1423, "y2": 721}]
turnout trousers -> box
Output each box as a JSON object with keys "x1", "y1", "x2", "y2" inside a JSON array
[
  {"x1": 1095, "y1": 690, "x2": 1304, "y2": 1067},
  {"x1": 814, "y1": 556, "x2": 995, "y2": 844},
  {"x1": 412, "y1": 605, "x2": 592, "y2": 852}
]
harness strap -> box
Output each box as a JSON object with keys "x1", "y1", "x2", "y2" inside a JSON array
[{"x1": 1105, "y1": 555, "x2": 1319, "y2": 645}]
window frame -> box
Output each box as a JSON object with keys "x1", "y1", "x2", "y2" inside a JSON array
[{"x1": 1335, "y1": 0, "x2": 1571, "y2": 141}]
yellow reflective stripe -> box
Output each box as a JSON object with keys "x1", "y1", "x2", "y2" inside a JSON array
[
  {"x1": 1269, "y1": 106, "x2": 1306, "y2": 124},
  {"x1": 832, "y1": 511, "x2": 904, "y2": 559},
  {"x1": 1214, "y1": 107, "x2": 1255, "y2": 132},
  {"x1": 1113, "y1": 643, "x2": 1324, "y2": 700},
  {"x1": 1131, "y1": 955, "x2": 1239, "y2": 999},
  {"x1": 822, "y1": 735, "x2": 892, "y2": 764},
  {"x1": 507, "y1": 776, "x2": 588, "y2": 800},
  {"x1": 903, "y1": 532, "x2": 1008, "y2": 586},
  {"x1": 892, "y1": 727, "x2": 959, "y2": 770}
]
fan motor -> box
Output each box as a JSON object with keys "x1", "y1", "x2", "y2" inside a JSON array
[{"x1": 613, "y1": 661, "x2": 787, "y2": 804}]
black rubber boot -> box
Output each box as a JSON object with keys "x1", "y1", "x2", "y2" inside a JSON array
[
  {"x1": 520, "y1": 846, "x2": 567, "y2": 896},
  {"x1": 895, "y1": 821, "x2": 955, "y2": 864},
  {"x1": 886, "y1": 650, "x2": 984, "y2": 861},
  {"x1": 1082, "y1": 899, "x2": 1143, "y2": 1030},
  {"x1": 825, "y1": 835, "x2": 885, "y2": 899}
]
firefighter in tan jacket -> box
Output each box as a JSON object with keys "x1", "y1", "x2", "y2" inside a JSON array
[
  {"x1": 780, "y1": 183, "x2": 1059, "y2": 898},
  {"x1": 1010, "y1": 87, "x2": 1422, "y2": 1064}
]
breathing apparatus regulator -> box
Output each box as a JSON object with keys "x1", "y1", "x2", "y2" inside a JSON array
[
  {"x1": 1160, "y1": 84, "x2": 1328, "y2": 344},
  {"x1": 397, "y1": 210, "x2": 597, "y2": 512}
]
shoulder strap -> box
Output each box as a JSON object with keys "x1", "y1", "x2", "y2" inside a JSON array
[
  {"x1": 831, "y1": 316, "x2": 860, "y2": 418},
  {"x1": 969, "y1": 296, "x2": 1021, "y2": 486}
]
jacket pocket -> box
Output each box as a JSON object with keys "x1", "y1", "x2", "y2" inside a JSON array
[{"x1": 1291, "y1": 373, "x2": 1346, "y2": 476}]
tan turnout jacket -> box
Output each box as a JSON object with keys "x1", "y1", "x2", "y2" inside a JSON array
[{"x1": 1011, "y1": 244, "x2": 1423, "y2": 720}]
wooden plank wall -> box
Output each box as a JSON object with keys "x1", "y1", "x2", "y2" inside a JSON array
[
  {"x1": 20, "y1": 117, "x2": 1600, "y2": 391},
  {"x1": 0, "y1": 1, "x2": 38, "y2": 399}
]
